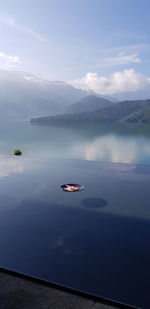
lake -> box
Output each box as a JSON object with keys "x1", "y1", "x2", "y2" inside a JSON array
[
  {"x1": 0, "y1": 121, "x2": 150, "y2": 164},
  {"x1": 0, "y1": 121, "x2": 150, "y2": 308}
]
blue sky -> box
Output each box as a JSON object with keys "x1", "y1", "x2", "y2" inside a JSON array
[{"x1": 0, "y1": 0, "x2": 150, "y2": 94}]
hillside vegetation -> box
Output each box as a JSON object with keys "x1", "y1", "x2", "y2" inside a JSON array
[{"x1": 31, "y1": 99, "x2": 150, "y2": 125}]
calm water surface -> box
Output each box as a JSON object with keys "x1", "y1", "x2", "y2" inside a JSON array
[
  {"x1": 0, "y1": 121, "x2": 150, "y2": 308},
  {"x1": 0, "y1": 156, "x2": 150, "y2": 308},
  {"x1": 0, "y1": 121, "x2": 150, "y2": 164}
]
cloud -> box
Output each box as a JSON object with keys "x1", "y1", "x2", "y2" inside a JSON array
[
  {"x1": 0, "y1": 13, "x2": 46, "y2": 42},
  {"x1": 104, "y1": 43, "x2": 150, "y2": 55},
  {"x1": 97, "y1": 53, "x2": 141, "y2": 67},
  {"x1": 0, "y1": 52, "x2": 21, "y2": 68},
  {"x1": 69, "y1": 69, "x2": 150, "y2": 95},
  {"x1": 90, "y1": 43, "x2": 150, "y2": 68}
]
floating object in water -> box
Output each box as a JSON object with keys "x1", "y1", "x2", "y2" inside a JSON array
[{"x1": 60, "y1": 183, "x2": 84, "y2": 192}]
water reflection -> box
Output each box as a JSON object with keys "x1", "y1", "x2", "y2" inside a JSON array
[
  {"x1": 72, "y1": 135, "x2": 150, "y2": 163},
  {"x1": 52, "y1": 235, "x2": 82, "y2": 256},
  {"x1": 1, "y1": 196, "x2": 150, "y2": 309},
  {"x1": 0, "y1": 121, "x2": 150, "y2": 164},
  {"x1": 0, "y1": 155, "x2": 24, "y2": 178}
]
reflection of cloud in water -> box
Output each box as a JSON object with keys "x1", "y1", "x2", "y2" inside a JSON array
[
  {"x1": 55, "y1": 236, "x2": 64, "y2": 248},
  {"x1": 52, "y1": 235, "x2": 82, "y2": 256},
  {"x1": 0, "y1": 156, "x2": 24, "y2": 178},
  {"x1": 72, "y1": 135, "x2": 150, "y2": 163}
]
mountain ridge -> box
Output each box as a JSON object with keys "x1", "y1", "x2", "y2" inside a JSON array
[
  {"x1": 31, "y1": 99, "x2": 150, "y2": 125},
  {"x1": 0, "y1": 70, "x2": 116, "y2": 120},
  {"x1": 67, "y1": 95, "x2": 115, "y2": 114}
]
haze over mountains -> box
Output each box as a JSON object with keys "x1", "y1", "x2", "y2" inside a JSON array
[
  {"x1": 0, "y1": 70, "x2": 96, "y2": 120},
  {"x1": 32, "y1": 99, "x2": 150, "y2": 125},
  {"x1": 0, "y1": 70, "x2": 150, "y2": 123},
  {"x1": 68, "y1": 95, "x2": 115, "y2": 114}
]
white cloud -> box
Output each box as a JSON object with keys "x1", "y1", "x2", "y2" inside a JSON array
[
  {"x1": 90, "y1": 43, "x2": 150, "y2": 68},
  {"x1": 104, "y1": 43, "x2": 150, "y2": 55},
  {"x1": 0, "y1": 13, "x2": 46, "y2": 42},
  {"x1": 69, "y1": 69, "x2": 150, "y2": 95},
  {"x1": 97, "y1": 53, "x2": 141, "y2": 67},
  {"x1": 0, "y1": 52, "x2": 21, "y2": 68}
]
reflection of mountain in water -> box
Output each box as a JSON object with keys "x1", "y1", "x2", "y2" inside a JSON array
[
  {"x1": 31, "y1": 122, "x2": 150, "y2": 164},
  {"x1": 58, "y1": 122, "x2": 150, "y2": 139},
  {"x1": 1, "y1": 121, "x2": 150, "y2": 164}
]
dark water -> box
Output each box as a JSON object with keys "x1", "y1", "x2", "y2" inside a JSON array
[
  {"x1": 0, "y1": 156, "x2": 150, "y2": 308},
  {"x1": 0, "y1": 121, "x2": 150, "y2": 164}
]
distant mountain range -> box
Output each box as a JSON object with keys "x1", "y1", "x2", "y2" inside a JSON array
[
  {"x1": 0, "y1": 70, "x2": 115, "y2": 120},
  {"x1": 1, "y1": 69, "x2": 150, "y2": 124},
  {"x1": 31, "y1": 99, "x2": 150, "y2": 125},
  {"x1": 0, "y1": 70, "x2": 91, "y2": 119},
  {"x1": 67, "y1": 95, "x2": 114, "y2": 114}
]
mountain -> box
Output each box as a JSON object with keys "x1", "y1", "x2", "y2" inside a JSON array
[
  {"x1": 0, "y1": 70, "x2": 91, "y2": 120},
  {"x1": 66, "y1": 95, "x2": 114, "y2": 114},
  {"x1": 124, "y1": 105, "x2": 150, "y2": 124},
  {"x1": 31, "y1": 99, "x2": 150, "y2": 125}
]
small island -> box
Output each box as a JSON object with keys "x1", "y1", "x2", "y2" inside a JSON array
[{"x1": 13, "y1": 149, "x2": 22, "y2": 156}]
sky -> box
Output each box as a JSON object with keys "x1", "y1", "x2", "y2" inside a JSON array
[{"x1": 1, "y1": 0, "x2": 150, "y2": 94}]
